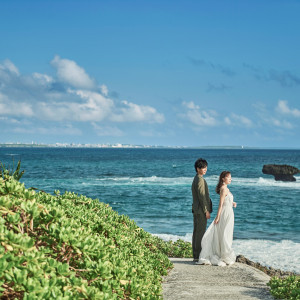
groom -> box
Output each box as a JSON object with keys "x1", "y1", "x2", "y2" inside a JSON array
[{"x1": 191, "y1": 158, "x2": 211, "y2": 262}]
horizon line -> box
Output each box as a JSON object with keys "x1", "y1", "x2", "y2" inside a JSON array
[{"x1": 0, "y1": 143, "x2": 299, "y2": 150}]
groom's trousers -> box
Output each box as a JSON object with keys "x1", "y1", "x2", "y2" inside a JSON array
[{"x1": 192, "y1": 212, "x2": 207, "y2": 260}]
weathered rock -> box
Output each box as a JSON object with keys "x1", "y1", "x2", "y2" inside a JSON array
[
  {"x1": 262, "y1": 164, "x2": 299, "y2": 181},
  {"x1": 236, "y1": 255, "x2": 297, "y2": 277}
]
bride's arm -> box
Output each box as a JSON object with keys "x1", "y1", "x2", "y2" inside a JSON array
[{"x1": 214, "y1": 188, "x2": 226, "y2": 224}]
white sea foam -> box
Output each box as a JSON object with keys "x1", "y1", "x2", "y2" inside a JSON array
[
  {"x1": 153, "y1": 233, "x2": 193, "y2": 242},
  {"x1": 93, "y1": 175, "x2": 300, "y2": 189},
  {"x1": 208, "y1": 175, "x2": 300, "y2": 189},
  {"x1": 235, "y1": 177, "x2": 300, "y2": 189},
  {"x1": 154, "y1": 233, "x2": 300, "y2": 273},
  {"x1": 233, "y1": 239, "x2": 300, "y2": 274},
  {"x1": 95, "y1": 176, "x2": 192, "y2": 186}
]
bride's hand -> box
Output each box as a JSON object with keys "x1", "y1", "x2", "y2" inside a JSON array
[
  {"x1": 233, "y1": 202, "x2": 237, "y2": 208},
  {"x1": 214, "y1": 217, "x2": 219, "y2": 224}
]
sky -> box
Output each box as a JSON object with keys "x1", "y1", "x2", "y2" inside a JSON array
[{"x1": 1, "y1": 0, "x2": 300, "y2": 148}]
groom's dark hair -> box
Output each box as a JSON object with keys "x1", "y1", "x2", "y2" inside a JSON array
[{"x1": 194, "y1": 158, "x2": 208, "y2": 172}]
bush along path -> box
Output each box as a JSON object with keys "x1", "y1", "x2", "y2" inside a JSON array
[{"x1": 0, "y1": 170, "x2": 195, "y2": 299}]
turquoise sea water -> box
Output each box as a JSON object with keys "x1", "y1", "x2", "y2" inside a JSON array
[{"x1": 1, "y1": 147, "x2": 299, "y2": 273}]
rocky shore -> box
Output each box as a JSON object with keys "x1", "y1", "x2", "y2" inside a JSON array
[{"x1": 236, "y1": 255, "x2": 298, "y2": 278}]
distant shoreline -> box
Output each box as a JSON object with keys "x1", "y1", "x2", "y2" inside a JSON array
[{"x1": 1, "y1": 143, "x2": 299, "y2": 150}]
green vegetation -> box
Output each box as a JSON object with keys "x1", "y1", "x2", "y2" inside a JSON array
[
  {"x1": 0, "y1": 162, "x2": 192, "y2": 299},
  {"x1": 268, "y1": 276, "x2": 300, "y2": 300},
  {"x1": 0, "y1": 160, "x2": 25, "y2": 181}
]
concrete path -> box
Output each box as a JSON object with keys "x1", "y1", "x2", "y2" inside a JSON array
[{"x1": 162, "y1": 258, "x2": 274, "y2": 300}]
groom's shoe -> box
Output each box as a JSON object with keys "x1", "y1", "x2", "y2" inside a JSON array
[{"x1": 193, "y1": 259, "x2": 198, "y2": 263}]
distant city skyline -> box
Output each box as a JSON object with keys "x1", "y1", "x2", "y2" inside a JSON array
[
  {"x1": 0, "y1": 142, "x2": 297, "y2": 150},
  {"x1": 1, "y1": 0, "x2": 300, "y2": 148}
]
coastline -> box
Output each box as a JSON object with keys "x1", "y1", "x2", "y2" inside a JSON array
[{"x1": 1, "y1": 143, "x2": 299, "y2": 150}]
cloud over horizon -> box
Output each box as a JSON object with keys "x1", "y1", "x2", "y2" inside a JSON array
[
  {"x1": 51, "y1": 56, "x2": 96, "y2": 89},
  {"x1": 180, "y1": 101, "x2": 218, "y2": 126},
  {"x1": 0, "y1": 57, "x2": 299, "y2": 146},
  {"x1": 225, "y1": 113, "x2": 253, "y2": 128},
  {"x1": 0, "y1": 58, "x2": 165, "y2": 132},
  {"x1": 276, "y1": 100, "x2": 300, "y2": 117}
]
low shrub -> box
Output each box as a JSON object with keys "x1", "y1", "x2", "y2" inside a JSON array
[
  {"x1": 268, "y1": 275, "x2": 300, "y2": 300},
  {"x1": 0, "y1": 160, "x2": 194, "y2": 299},
  {"x1": 0, "y1": 173, "x2": 177, "y2": 299}
]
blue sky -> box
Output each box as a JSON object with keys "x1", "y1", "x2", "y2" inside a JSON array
[{"x1": 1, "y1": 0, "x2": 300, "y2": 148}]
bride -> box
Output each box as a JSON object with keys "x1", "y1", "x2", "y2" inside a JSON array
[{"x1": 197, "y1": 171, "x2": 237, "y2": 266}]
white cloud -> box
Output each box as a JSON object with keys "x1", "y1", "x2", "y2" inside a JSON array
[
  {"x1": 0, "y1": 93, "x2": 33, "y2": 117},
  {"x1": 0, "y1": 116, "x2": 22, "y2": 124},
  {"x1": 33, "y1": 73, "x2": 53, "y2": 86},
  {"x1": 68, "y1": 89, "x2": 114, "y2": 122},
  {"x1": 271, "y1": 118, "x2": 293, "y2": 129},
  {"x1": 180, "y1": 101, "x2": 217, "y2": 126},
  {"x1": 0, "y1": 59, "x2": 20, "y2": 76},
  {"x1": 254, "y1": 101, "x2": 295, "y2": 130},
  {"x1": 0, "y1": 57, "x2": 165, "y2": 129},
  {"x1": 111, "y1": 100, "x2": 165, "y2": 123},
  {"x1": 51, "y1": 55, "x2": 95, "y2": 89},
  {"x1": 184, "y1": 101, "x2": 199, "y2": 110},
  {"x1": 100, "y1": 84, "x2": 109, "y2": 96},
  {"x1": 224, "y1": 117, "x2": 231, "y2": 125},
  {"x1": 229, "y1": 113, "x2": 253, "y2": 128},
  {"x1": 276, "y1": 100, "x2": 300, "y2": 117}
]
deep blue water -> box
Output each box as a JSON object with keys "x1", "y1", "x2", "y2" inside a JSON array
[{"x1": 1, "y1": 147, "x2": 299, "y2": 272}]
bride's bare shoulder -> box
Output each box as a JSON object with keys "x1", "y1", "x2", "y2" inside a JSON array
[{"x1": 220, "y1": 186, "x2": 229, "y2": 195}]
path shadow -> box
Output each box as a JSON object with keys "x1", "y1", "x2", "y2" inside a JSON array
[{"x1": 241, "y1": 286, "x2": 274, "y2": 300}]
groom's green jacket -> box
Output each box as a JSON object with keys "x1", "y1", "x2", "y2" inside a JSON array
[{"x1": 191, "y1": 174, "x2": 210, "y2": 215}]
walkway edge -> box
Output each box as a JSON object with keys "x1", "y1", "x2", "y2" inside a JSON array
[{"x1": 162, "y1": 258, "x2": 274, "y2": 299}]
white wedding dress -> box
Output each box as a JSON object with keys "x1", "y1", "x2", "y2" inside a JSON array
[{"x1": 198, "y1": 192, "x2": 236, "y2": 266}]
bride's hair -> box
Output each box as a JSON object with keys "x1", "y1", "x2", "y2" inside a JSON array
[{"x1": 216, "y1": 171, "x2": 231, "y2": 194}]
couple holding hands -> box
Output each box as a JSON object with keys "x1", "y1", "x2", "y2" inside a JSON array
[{"x1": 192, "y1": 158, "x2": 237, "y2": 266}]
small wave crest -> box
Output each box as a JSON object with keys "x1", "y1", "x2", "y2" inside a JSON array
[
  {"x1": 153, "y1": 233, "x2": 192, "y2": 242},
  {"x1": 256, "y1": 177, "x2": 300, "y2": 189},
  {"x1": 224, "y1": 176, "x2": 300, "y2": 189},
  {"x1": 95, "y1": 176, "x2": 192, "y2": 186},
  {"x1": 91, "y1": 175, "x2": 300, "y2": 189}
]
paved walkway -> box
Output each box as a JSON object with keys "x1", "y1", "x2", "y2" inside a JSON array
[{"x1": 162, "y1": 258, "x2": 274, "y2": 300}]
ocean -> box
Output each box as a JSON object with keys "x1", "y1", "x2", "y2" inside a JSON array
[{"x1": 1, "y1": 147, "x2": 299, "y2": 273}]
